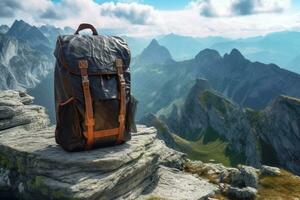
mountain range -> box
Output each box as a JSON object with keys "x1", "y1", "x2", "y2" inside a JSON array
[
  {"x1": 127, "y1": 32, "x2": 300, "y2": 74},
  {"x1": 133, "y1": 39, "x2": 300, "y2": 175},
  {"x1": 132, "y1": 39, "x2": 300, "y2": 118}
]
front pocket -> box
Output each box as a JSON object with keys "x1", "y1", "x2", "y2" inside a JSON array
[{"x1": 56, "y1": 97, "x2": 85, "y2": 151}]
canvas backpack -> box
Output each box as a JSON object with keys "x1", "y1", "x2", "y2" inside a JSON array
[{"x1": 54, "y1": 23, "x2": 137, "y2": 151}]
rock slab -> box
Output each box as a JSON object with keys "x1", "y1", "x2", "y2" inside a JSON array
[{"x1": 0, "y1": 90, "x2": 218, "y2": 200}]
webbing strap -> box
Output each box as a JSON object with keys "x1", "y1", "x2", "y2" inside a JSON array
[
  {"x1": 83, "y1": 128, "x2": 119, "y2": 138},
  {"x1": 116, "y1": 59, "x2": 126, "y2": 144},
  {"x1": 78, "y1": 60, "x2": 95, "y2": 150}
]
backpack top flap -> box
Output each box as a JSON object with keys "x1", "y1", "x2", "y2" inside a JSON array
[{"x1": 54, "y1": 33, "x2": 131, "y2": 75}]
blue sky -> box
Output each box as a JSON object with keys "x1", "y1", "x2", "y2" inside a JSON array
[{"x1": 2, "y1": 0, "x2": 300, "y2": 38}]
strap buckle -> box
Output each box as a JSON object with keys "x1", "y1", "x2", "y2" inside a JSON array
[
  {"x1": 79, "y1": 60, "x2": 88, "y2": 69},
  {"x1": 119, "y1": 115, "x2": 125, "y2": 123},
  {"x1": 82, "y1": 76, "x2": 89, "y2": 83}
]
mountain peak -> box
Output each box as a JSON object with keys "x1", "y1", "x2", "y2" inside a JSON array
[
  {"x1": 138, "y1": 39, "x2": 172, "y2": 65},
  {"x1": 223, "y1": 48, "x2": 248, "y2": 66},
  {"x1": 7, "y1": 20, "x2": 31, "y2": 37},
  {"x1": 195, "y1": 49, "x2": 221, "y2": 61},
  {"x1": 229, "y1": 48, "x2": 245, "y2": 60},
  {"x1": 7, "y1": 20, "x2": 49, "y2": 47},
  {"x1": 149, "y1": 39, "x2": 159, "y2": 47}
]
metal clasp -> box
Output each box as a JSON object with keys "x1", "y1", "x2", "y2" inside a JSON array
[{"x1": 79, "y1": 60, "x2": 88, "y2": 69}]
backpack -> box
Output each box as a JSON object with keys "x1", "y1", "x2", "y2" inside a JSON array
[{"x1": 53, "y1": 23, "x2": 137, "y2": 152}]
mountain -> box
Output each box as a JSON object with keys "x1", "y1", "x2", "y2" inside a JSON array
[
  {"x1": 123, "y1": 36, "x2": 152, "y2": 57},
  {"x1": 0, "y1": 25, "x2": 9, "y2": 34},
  {"x1": 211, "y1": 31, "x2": 300, "y2": 74},
  {"x1": 0, "y1": 20, "x2": 54, "y2": 90},
  {"x1": 132, "y1": 41, "x2": 300, "y2": 120},
  {"x1": 39, "y1": 24, "x2": 74, "y2": 46},
  {"x1": 133, "y1": 39, "x2": 173, "y2": 65},
  {"x1": 7, "y1": 20, "x2": 51, "y2": 52},
  {"x1": 158, "y1": 33, "x2": 230, "y2": 60},
  {"x1": 144, "y1": 79, "x2": 300, "y2": 175},
  {"x1": 289, "y1": 55, "x2": 300, "y2": 74}
]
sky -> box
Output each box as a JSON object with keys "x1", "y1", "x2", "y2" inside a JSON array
[{"x1": 1, "y1": 0, "x2": 300, "y2": 38}]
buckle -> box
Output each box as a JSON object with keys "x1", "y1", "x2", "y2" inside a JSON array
[
  {"x1": 116, "y1": 59, "x2": 123, "y2": 68},
  {"x1": 86, "y1": 118, "x2": 95, "y2": 126},
  {"x1": 79, "y1": 60, "x2": 88, "y2": 69},
  {"x1": 82, "y1": 76, "x2": 89, "y2": 83},
  {"x1": 119, "y1": 115, "x2": 125, "y2": 122}
]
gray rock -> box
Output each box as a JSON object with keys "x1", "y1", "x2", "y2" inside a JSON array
[
  {"x1": 0, "y1": 90, "x2": 220, "y2": 200},
  {"x1": 231, "y1": 165, "x2": 258, "y2": 188},
  {"x1": 0, "y1": 106, "x2": 15, "y2": 119},
  {"x1": 0, "y1": 91, "x2": 49, "y2": 131},
  {"x1": 139, "y1": 166, "x2": 218, "y2": 200},
  {"x1": 227, "y1": 186, "x2": 257, "y2": 200},
  {"x1": 261, "y1": 165, "x2": 281, "y2": 176},
  {"x1": 0, "y1": 122, "x2": 219, "y2": 200}
]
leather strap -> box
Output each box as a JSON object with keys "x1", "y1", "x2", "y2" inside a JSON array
[
  {"x1": 83, "y1": 128, "x2": 119, "y2": 139},
  {"x1": 78, "y1": 60, "x2": 95, "y2": 150},
  {"x1": 116, "y1": 59, "x2": 126, "y2": 144},
  {"x1": 75, "y1": 23, "x2": 98, "y2": 35}
]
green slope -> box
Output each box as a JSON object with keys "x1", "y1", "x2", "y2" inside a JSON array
[{"x1": 172, "y1": 126, "x2": 246, "y2": 167}]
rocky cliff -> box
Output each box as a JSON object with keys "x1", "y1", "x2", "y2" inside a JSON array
[
  {"x1": 0, "y1": 90, "x2": 221, "y2": 200},
  {"x1": 145, "y1": 79, "x2": 300, "y2": 175}
]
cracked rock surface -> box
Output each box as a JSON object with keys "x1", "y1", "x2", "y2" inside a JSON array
[{"x1": 0, "y1": 90, "x2": 219, "y2": 200}]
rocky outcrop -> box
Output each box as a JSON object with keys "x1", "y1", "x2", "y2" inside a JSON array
[
  {"x1": 255, "y1": 95, "x2": 300, "y2": 174},
  {"x1": 147, "y1": 79, "x2": 300, "y2": 175},
  {"x1": 0, "y1": 90, "x2": 49, "y2": 130},
  {"x1": 159, "y1": 79, "x2": 260, "y2": 167},
  {"x1": 0, "y1": 91, "x2": 219, "y2": 200},
  {"x1": 185, "y1": 161, "x2": 284, "y2": 200}
]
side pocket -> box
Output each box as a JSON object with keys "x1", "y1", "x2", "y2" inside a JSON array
[
  {"x1": 56, "y1": 97, "x2": 85, "y2": 151},
  {"x1": 127, "y1": 95, "x2": 138, "y2": 133}
]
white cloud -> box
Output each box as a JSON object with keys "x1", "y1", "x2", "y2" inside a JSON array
[
  {"x1": 100, "y1": 2, "x2": 158, "y2": 25},
  {"x1": 0, "y1": 0, "x2": 299, "y2": 38},
  {"x1": 189, "y1": 0, "x2": 291, "y2": 17}
]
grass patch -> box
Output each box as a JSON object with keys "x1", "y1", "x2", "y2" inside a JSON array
[
  {"x1": 258, "y1": 170, "x2": 300, "y2": 199},
  {"x1": 173, "y1": 126, "x2": 245, "y2": 167}
]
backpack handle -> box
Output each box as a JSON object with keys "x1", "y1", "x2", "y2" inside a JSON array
[{"x1": 75, "y1": 23, "x2": 98, "y2": 35}]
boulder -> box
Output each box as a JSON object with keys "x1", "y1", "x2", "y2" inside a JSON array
[
  {"x1": 138, "y1": 166, "x2": 218, "y2": 200},
  {"x1": 261, "y1": 165, "x2": 281, "y2": 176},
  {"x1": 0, "y1": 106, "x2": 15, "y2": 119},
  {"x1": 231, "y1": 165, "x2": 259, "y2": 188},
  {"x1": 0, "y1": 90, "x2": 49, "y2": 131},
  {"x1": 227, "y1": 186, "x2": 257, "y2": 200},
  {"x1": 0, "y1": 90, "x2": 219, "y2": 200}
]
